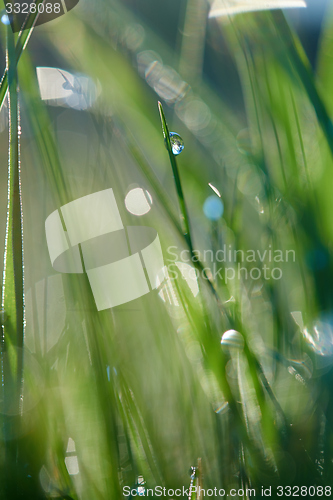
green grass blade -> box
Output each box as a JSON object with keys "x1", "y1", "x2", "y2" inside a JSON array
[
  {"x1": 158, "y1": 101, "x2": 194, "y2": 254},
  {"x1": 157, "y1": 103, "x2": 226, "y2": 307},
  {"x1": 1, "y1": 22, "x2": 24, "y2": 496},
  {"x1": 2, "y1": 20, "x2": 24, "y2": 411}
]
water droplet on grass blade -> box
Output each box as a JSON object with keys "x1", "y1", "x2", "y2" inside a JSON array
[
  {"x1": 221, "y1": 329, "x2": 244, "y2": 351},
  {"x1": 169, "y1": 132, "x2": 184, "y2": 155}
]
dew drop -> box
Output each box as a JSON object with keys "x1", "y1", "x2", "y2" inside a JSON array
[
  {"x1": 221, "y1": 329, "x2": 244, "y2": 351},
  {"x1": 169, "y1": 132, "x2": 184, "y2": 155}
]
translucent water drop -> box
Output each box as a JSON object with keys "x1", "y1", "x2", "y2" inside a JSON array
[
  {"x1": 221, "y1": 329, "x2": 244, "y2": 351},
  {"x1": 169, "y1": 132, "x2": 184, "y2": 155},
  {"x1": 203, "y1": 195, "x2": 224, "y2": 221}
]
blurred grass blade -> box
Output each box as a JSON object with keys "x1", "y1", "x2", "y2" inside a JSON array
[
  {"x1": 178, "y1": 0, "x2": 208, "y2": 82},
  {"x1": 272, "y1": 10, "x2": 333, "y2": 157},
  {"x1": 209, "y1": 0, "x2": 306, "y2": 18},
  {"x1": 118, "y1": 372, "x2": 163, "y2": 484}
]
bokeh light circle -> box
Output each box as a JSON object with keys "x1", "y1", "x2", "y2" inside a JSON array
[
  {"x1": 125, "y1": 188, "x2": 153, "y2": 216},
  {"x1": 203, "y1": 196, "x2": 224, "y2": 221}
]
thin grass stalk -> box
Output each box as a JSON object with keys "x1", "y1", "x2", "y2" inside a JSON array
[
  {"x1": 1, "y1": 20, "x2": 24, "y2": 497},
  {"x1": 158, "y1": 101, "x2": 194, "y2": 253},
  {"x1": 157, "y1": 101, "x2": 225, "y2": 311}
]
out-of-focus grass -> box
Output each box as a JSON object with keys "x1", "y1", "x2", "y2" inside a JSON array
[{"x1": 1, "y1": 0, "x2": 333, "y2": 498}]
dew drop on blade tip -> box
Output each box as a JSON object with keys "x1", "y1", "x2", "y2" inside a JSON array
[{"x1": 169, "y1": 132, "x2": 184, "y2": 155}]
